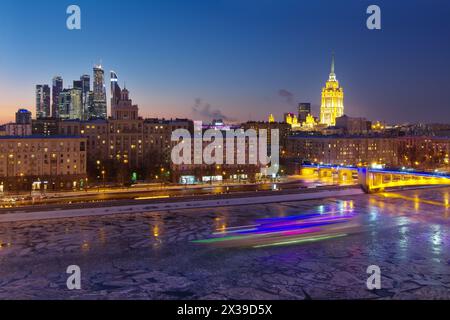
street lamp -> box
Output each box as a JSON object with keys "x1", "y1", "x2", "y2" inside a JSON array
[{"x1": 101, "y1": 170, "x2": 106, "y2": 189}]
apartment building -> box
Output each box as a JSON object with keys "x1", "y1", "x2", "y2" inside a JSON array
[{"x1": 0, "y1": 136, "x2": 87, "y2": 192}]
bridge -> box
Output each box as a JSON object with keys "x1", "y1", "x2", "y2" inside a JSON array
[{"x1": 300, "y1": 164, "x2": 450, "y2": 193}]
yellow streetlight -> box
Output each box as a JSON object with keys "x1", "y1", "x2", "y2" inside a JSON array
[{"x1": 101, "y1": 170, "x2": 106, "y2": 188}]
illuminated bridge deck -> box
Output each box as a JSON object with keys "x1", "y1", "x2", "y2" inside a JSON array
[{"x1": 301, "y1": 165, "x2": 450, "y2": 193}]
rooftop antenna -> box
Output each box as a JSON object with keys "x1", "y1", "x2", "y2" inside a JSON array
[
  {"x1": 329, "y1": 51, "x2": 337, "y2": 81},
  {"x1": 331, "y1": 51, "x2": 335, "y2": 74}
]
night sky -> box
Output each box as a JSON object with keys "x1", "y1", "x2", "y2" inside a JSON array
[{"x1": 0, "y1": 0, "x2": 449, "y2": 124}]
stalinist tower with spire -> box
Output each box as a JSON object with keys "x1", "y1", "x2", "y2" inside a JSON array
[{"x1": 320, "y1": 54, "x2": 344, "y2": 126}]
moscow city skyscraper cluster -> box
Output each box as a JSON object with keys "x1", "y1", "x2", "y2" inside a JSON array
[{"x1": 35, "y1": 64, "x2": 108, "y2": 121}]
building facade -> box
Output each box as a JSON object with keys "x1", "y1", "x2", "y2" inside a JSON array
[
  {"x1": 58, "y1": 117, "x2": 193, "y2": 183},
  {"x1": 4, "y1": 123, "x2": 32, "y2": 137},
  {"x1": 170, "y1": 127, "x2": 263, "y2": 184},
  {"x1": 57, "y1": 86, "x2": 193, "y2": 183},
  {"x1": 298, "y1": 103, "x2": 311, "y2": 124},
  {"x1": 287, "y1": 135, "x2": 399, "y2": 167},
  {"x1": 288, "y1": 135, "x2": 450, "y2": 171},
  {"x1": 31, "y1": 118, "x2": 59, "y2": 136},
  {"x1": 16, "y1": 109, "x2": 32, "y2": 124},
  {"x1": 243, "y1": 121, "x2": 291, "y2": 156},
  {"x1": 335, "y1": 115, "x2": 371, "y2": 135},
  {"x1": 0, "y1": 136, "x2": 87, "y2": 192}
]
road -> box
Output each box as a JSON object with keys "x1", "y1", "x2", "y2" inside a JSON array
[
  {"x1": 0, "y1": 177, "x2": 349, "y2": 214},
  {"x1": 0, "y1": 186, "x2": 449, "y2": 299}
]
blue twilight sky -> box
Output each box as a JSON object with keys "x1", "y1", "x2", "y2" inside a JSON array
[{"x1": 0, "y1": 0, "x2": 449, "y2": 124}]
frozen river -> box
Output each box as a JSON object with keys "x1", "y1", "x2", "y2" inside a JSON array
[{"x1": 0, "y1": 187, "x2": 450, "y2": 299}]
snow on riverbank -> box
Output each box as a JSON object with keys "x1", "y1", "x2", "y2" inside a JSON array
[{"x1": 0, "y1": 188, "x2": 364, "y2": 223}]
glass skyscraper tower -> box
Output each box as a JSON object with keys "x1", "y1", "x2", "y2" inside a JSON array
[
  {"x1": 36, "y1": 84, "x2": 51, "y2": 119},
  {"x1": 52, "y1": 76, "x2": 63, "y2": 119},
  {"x1": 91, "y1": 64, "x2": 107, "y2": 119},
  {"x1": 110, "y1": 70, "x2": 122, "y2": 111},
  {"x1": 79, "y1": 75, "x2": 91, "y2": 120}
]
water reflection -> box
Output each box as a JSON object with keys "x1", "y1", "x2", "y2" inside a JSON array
[
  {"x1": 81, "y1": 240, "x2": 90, "y2": 252},
  {"x1": 214, "y1": 216, "x2": 228, "y2": 233},
  {"x1": 414, "y1": 195, "x2": 420, "y2": 212},
  {"x1": 149, "y1": 215, "x2": 164, "y2": 248},
  {"x1": 369, "y1": 205, "x2": 379, "y2": 222},
  {"x1": 153, "y1": 225, "x2": 160, "y2": 238},
  {"x1": 0, "y1": 240, "x2": 12, "y2": 251},
  {"x1": 398, "y1": 224, "x2": 409, "y2": 259},
  {"x1": 430, "y1": 224, "x2": 442, "y2": 255},
  {"x1": 98, "y1": 227, "x2": 107, "y2": 245}
]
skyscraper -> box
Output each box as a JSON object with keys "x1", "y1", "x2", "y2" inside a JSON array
[
  {"x1": 110, "y1": 70, "x2": 122, "y2": 112},
  {"x1": 87, "y1": 92, "x2": 95, "y2": 117},
  {"x1": 80, "y1": 75, "x2": 91, "y2": 120},
  {"x1": 52, "y1": 76, "x2": 63, "y2": 119},
  {"x1": 320, "y1": 54, "x2": 344, "y2": 127},
  {"x1": 58, "y1": 88, "x2": 83, "y2": 120},
  {"x1": 70, "y1": 88, "x2": 83, "y2": 120},
  {"x1": 80, "y1": 75, "x2": 90, "y2": 94},
  {"x1": 73, "y1": 80, "x2": 83, "y2": 90},
  {"x1": 36, "y1": 84, "x2": 51, "y2": 119},
  {"x1": 58, "y1": 89, "x2": 72, "y2": 120},
  {"x1": 92, "y1": 64, "x2": 107, "y2": 119}
]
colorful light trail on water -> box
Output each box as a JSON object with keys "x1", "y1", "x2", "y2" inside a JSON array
[{"x1": 193, "y1": 205, "x2": 362, "y2": 249}]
